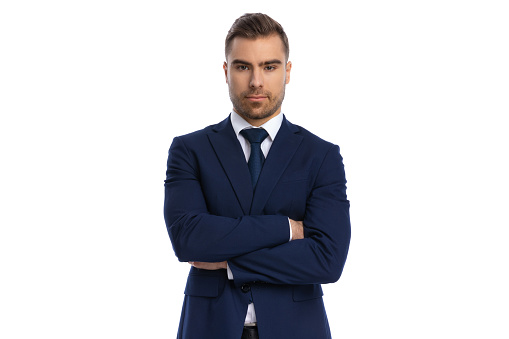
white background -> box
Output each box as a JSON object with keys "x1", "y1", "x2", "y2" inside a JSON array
[{"x1": 1, "y1": 0, "x2": 508, "y2": 338}]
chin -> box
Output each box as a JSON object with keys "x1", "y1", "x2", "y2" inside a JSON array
[{"x1": 244, "y1": 109, "x2": 274, "y2": 120}]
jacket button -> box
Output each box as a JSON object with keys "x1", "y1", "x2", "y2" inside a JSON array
[{"x1": 241, "y1": 284, "x2": 251, "y2": 293}]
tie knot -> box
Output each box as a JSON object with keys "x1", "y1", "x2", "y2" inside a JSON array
[{"x1": 240, "y1": 128, "x2": 269, "y2": 144}]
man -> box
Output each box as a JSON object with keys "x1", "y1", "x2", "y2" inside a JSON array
[{"x1": 164, "y1": 13, "x2": 350, "y2": 339}]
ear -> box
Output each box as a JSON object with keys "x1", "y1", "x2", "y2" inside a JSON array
[
  {"x1": 223, "y1": 61, "x2": 228, "y2": 83},
  {"x1": 285, "y1": 61, "x2": 292, "y2": 84}
]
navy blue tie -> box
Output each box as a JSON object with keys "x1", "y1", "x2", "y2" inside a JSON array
[{"x1": 240, "y1": 128, "x2": 269, "y2": 187}]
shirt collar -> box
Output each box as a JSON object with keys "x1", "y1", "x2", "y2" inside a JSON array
[{"x1": 230, "y1": 110, "x2": 283, "y2": 142}]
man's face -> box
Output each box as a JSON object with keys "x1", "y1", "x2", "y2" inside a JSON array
[{"x1": 224, "y1": 34, "x2": 292, "y2": 126}]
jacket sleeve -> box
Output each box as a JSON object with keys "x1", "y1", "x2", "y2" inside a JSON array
[
  {"x1": 227, "y1": 144, "x2": 351, "y2": 286},
  {"x1": 164, "y1": 136, "x2": 290, "y2": 263}
]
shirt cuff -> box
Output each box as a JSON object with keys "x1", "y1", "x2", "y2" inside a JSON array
[
  {"x1": 227, "y1": 262, "x2": 234, "y2": 280},
  {"x1": 288, "y1": 217, "x2": 292, "y2": 241}
]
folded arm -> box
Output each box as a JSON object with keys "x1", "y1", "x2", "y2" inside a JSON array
[
  {"x1": 164, "y1": 136, "x2": 290, "y2": 262},
  {"x1": 189, "y1": 219, "x2": 304, "y2": 271},
  {"x1": 227, "y1": 145, "x2": 351, "y2": 285}
]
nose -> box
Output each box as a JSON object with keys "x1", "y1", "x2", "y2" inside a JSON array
[{"x1": 249, "y1": 68, "x2": 263, "y2": 88}]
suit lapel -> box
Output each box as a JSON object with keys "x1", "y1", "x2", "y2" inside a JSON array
[
  {"x1": 250, "y1": 117, "x2": 303, "y2": 215},
  {"x1": 207, "y1": 117, "x2": 253, "y2": 215}
]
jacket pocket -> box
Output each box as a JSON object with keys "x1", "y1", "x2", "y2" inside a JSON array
[
  {"x1": 184, "y1": 274, "x2": 219, "y2": 297},
  {"x1": 292, "y1": 284, "x2": 323, "y2": 302},
  {"x1": 280, "y1": 170, "x2": 309, "y2": 183}
]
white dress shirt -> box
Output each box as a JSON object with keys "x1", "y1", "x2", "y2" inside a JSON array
[
  {"x1": 230, "y1": 109, "x2": 283, "y2": 162},
  {"x1": 228, "y1": 110, "x2": 291, "y2": 324}
]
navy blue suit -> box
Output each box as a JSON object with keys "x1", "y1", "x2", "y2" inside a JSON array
[{"x1": 164, "y1": 115, "x2": 350, "y2": 339}]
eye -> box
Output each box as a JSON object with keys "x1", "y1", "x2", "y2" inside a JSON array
[
  {"x1": 236, "y1": 65, "x2": 249, "y2": 71},
  {"x1": 265, "y1": 65, "x2": 276, "y2": 71}
]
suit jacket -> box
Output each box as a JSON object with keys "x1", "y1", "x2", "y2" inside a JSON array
[{"x1": 164, "y1": 115, "x2": 350, "y2": 339}]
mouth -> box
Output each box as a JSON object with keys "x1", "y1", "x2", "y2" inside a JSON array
[{"x1": 245, "y1": 96, "x2": 268, "y2": 102}]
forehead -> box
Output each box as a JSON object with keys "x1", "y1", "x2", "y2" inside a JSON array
[{"x1": 227, "y1": 35, "x2": 286, "y2": 63}]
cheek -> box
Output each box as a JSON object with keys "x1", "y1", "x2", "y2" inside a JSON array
[
  {"x1": 271, "y1": 74, "x2": 286, "y2": 87},
  {"x1": 228, "y1": 76, "x2": 245, "y2": 92}
]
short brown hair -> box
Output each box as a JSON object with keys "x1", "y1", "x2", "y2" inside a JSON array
[{"x1": 225, "y1": 13, "x2": 289, "y2": 61}]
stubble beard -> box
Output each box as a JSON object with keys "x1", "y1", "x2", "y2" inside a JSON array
[{"x1": 229, "y1": 86, "x2": 286, "y2": 123}]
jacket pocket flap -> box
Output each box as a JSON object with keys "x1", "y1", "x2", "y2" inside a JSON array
[
  {"x1": 281, "y1": 170, "x2": 309, "y2": 183},
  {"x1": 292, "y1": 284, "x2": 323, "y2": 302},
  {"x1": 184, "y1": 274, "x2": 219, "y2": 297}
]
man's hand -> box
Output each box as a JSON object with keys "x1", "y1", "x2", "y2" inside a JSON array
[
  {"x1": 189, "y1": 261, "x2": 227, "y2": 270},
  {"x1": 289, "y1": 219, "x2": 304, "y2": 240}
]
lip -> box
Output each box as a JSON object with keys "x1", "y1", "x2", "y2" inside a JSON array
[{"x1": 246, "y1": 96, "x2": 267, "y2": 102}]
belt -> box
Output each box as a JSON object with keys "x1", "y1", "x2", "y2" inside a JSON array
[{"x1": 241, "y1": 324, "x2": 258, "y2": 339}]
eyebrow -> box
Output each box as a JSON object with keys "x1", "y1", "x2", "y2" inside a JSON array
[{"x1": 231, "y1": 59, "x2": 283, "y2": 67}]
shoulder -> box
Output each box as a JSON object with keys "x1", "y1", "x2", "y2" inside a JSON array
[
  {"x1": 285, "y1": 118, "x2": 337, "y2": 152},
  {"x1": 171, "y1": 116, "x2": 230, "y2": 145}
]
